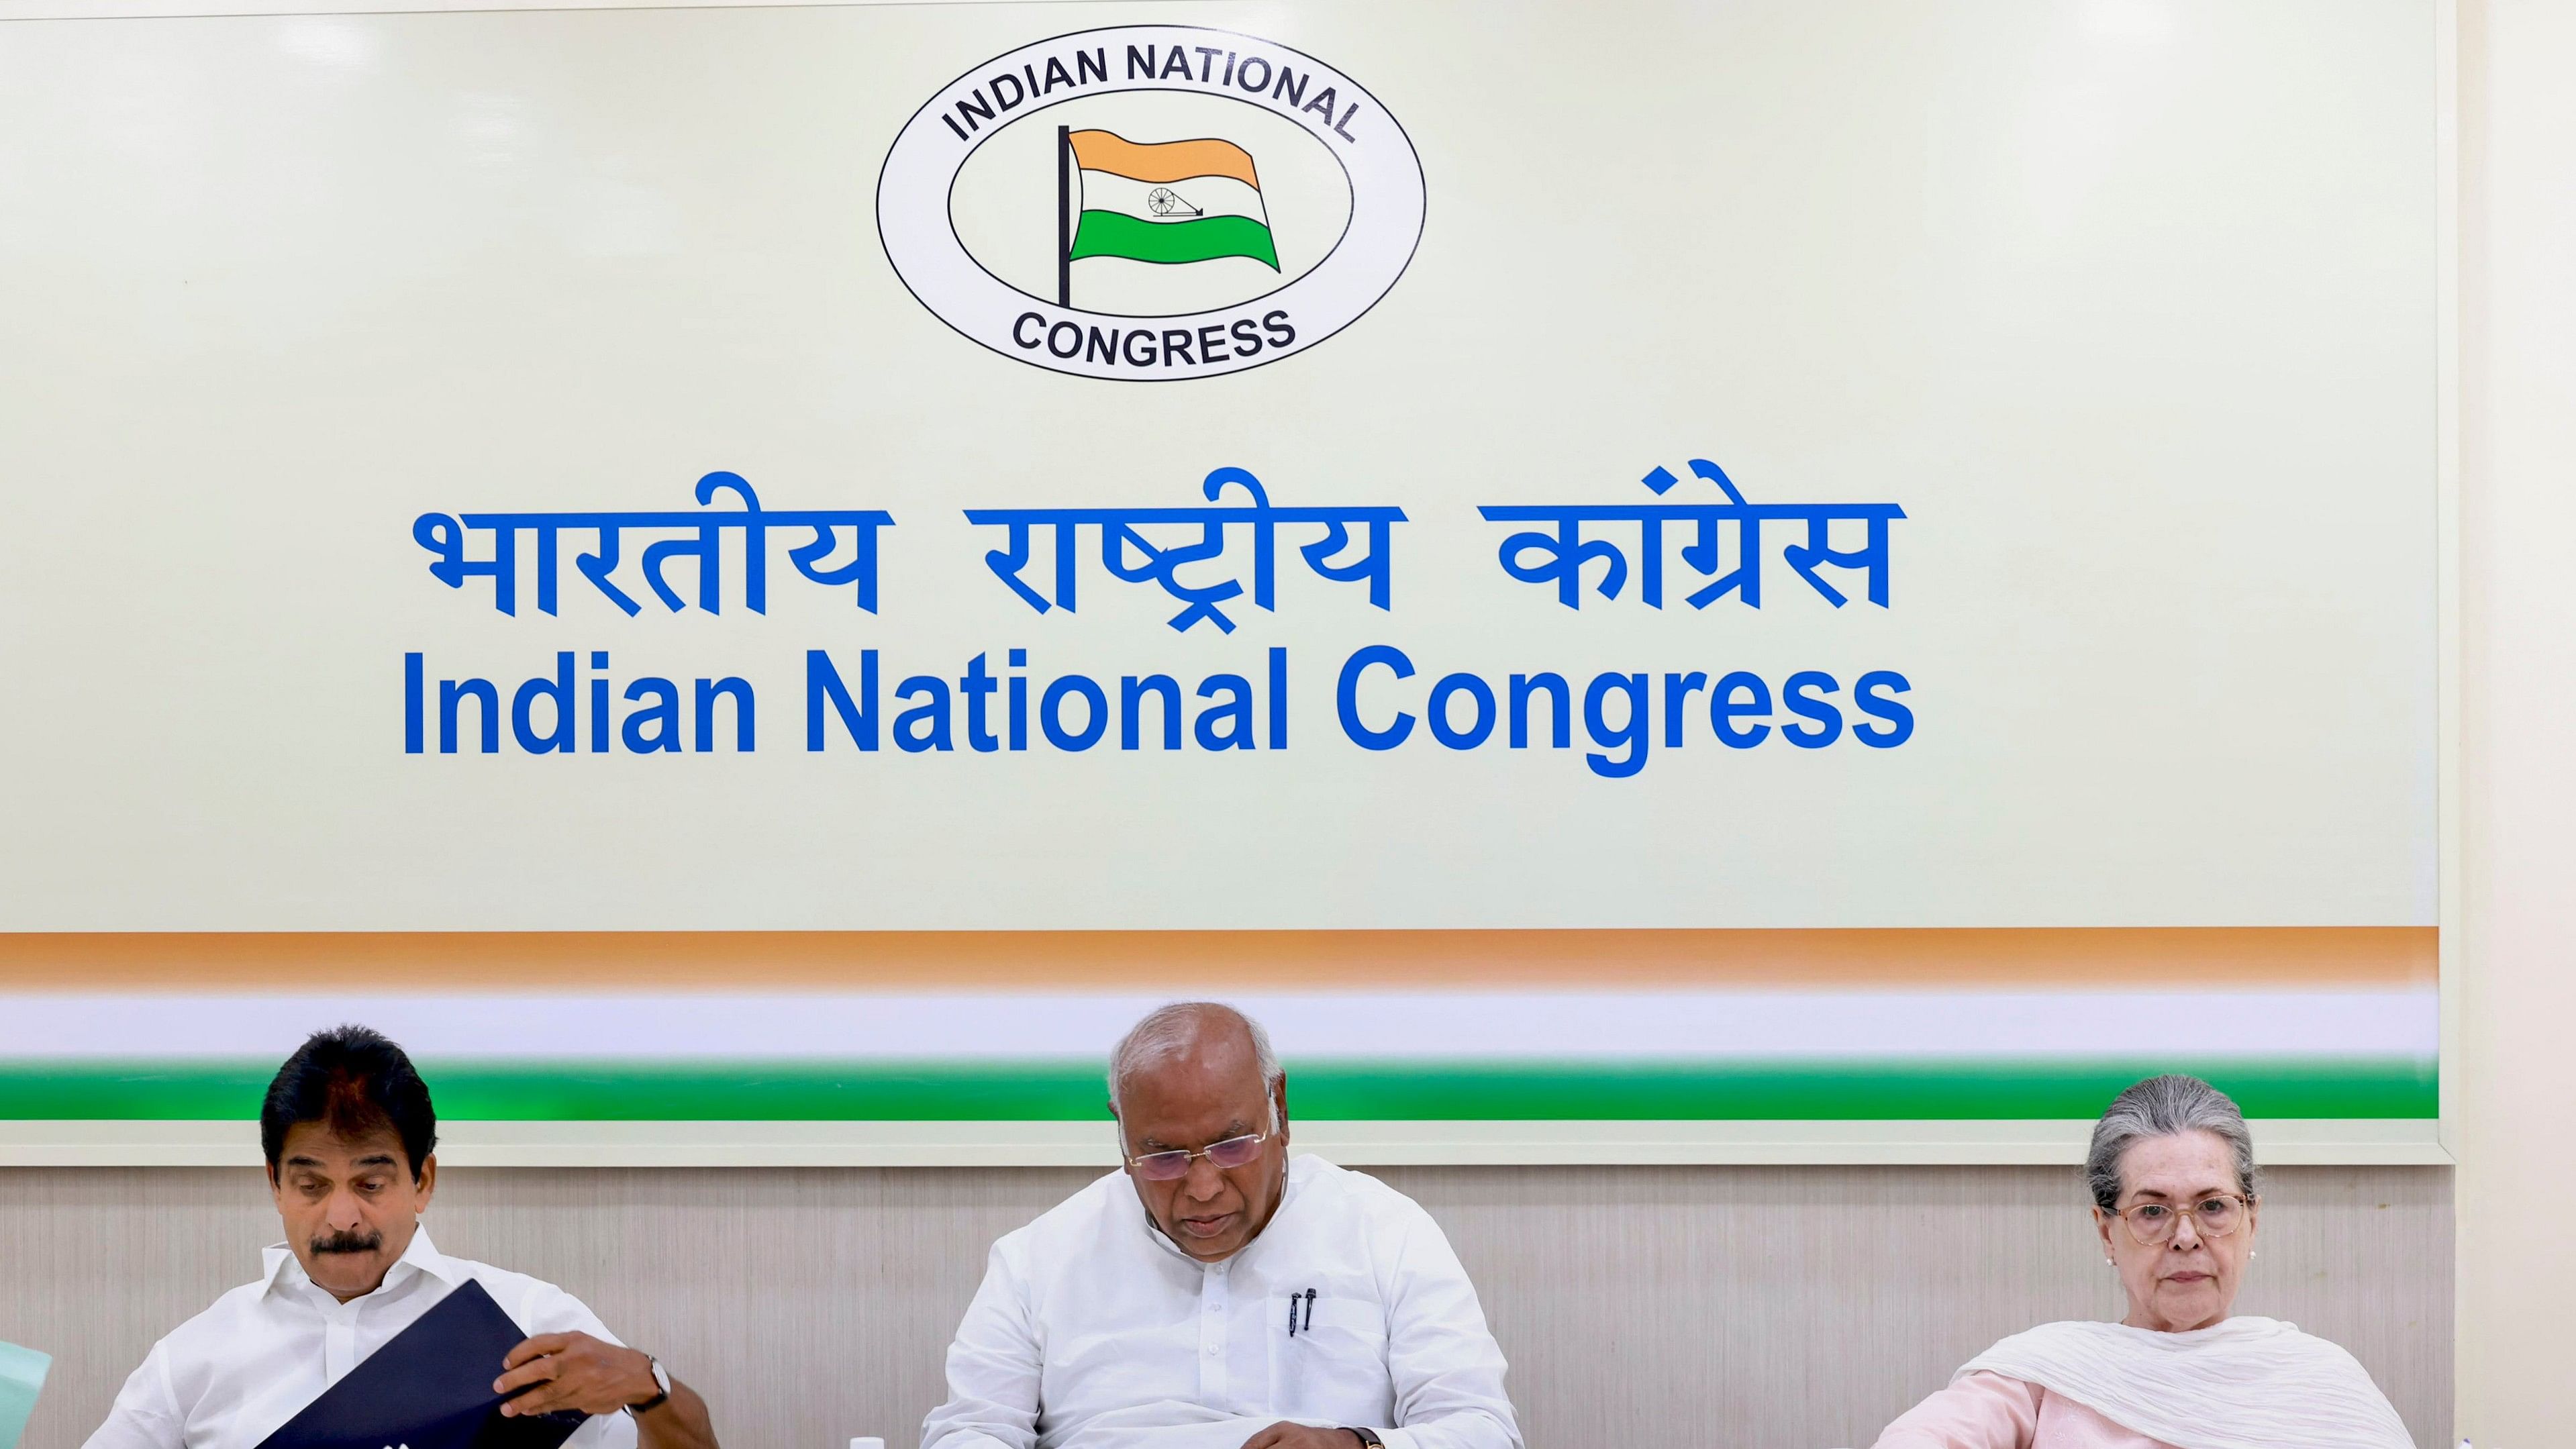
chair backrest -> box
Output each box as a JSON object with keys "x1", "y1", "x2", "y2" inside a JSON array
[{"x1": 0, "y1": 1340, "x2": 49, "y2": 1449}]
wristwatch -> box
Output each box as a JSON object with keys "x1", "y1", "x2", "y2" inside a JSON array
[
  {"x1": 626, "y1": 1355, "x2": 673, "y2": 1416},
  {"x1": 1342, "y1": 1431, "x2": 1384, "y2": 1448}
]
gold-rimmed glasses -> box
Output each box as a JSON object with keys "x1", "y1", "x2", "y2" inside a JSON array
[
  {"x1": 2109, "y1": 1192, "x2": 2254, "y2": 1244},
  {"x1": 1125, "y1": 1130, "x2": 1271, "y2": 1181}
]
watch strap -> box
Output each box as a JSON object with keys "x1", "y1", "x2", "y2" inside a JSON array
[
  {"x1": 1342, "y1": 1431, "x2": 1385, "y2": 1448},
  {"x1": 626, "y1": 1355, "x2": 672, "y2": 1415}
]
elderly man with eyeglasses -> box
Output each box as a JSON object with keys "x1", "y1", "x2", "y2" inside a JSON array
[{"x1": 920, "y1": 1001, "x2": 1522, "y2": 1449}]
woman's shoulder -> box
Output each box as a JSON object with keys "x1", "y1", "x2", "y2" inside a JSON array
[{"x1": 1869, "y1": 1370, "x2": 2043, "y2": 1448}]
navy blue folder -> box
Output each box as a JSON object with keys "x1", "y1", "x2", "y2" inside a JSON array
[{"x1": 254, "y1": 1277, "x2": 589, "y2": 1449}]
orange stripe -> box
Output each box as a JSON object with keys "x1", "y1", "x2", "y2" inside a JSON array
[
  {"x1": 0, "y1": 928, "x2": 2433, "y2": 992},
  {"x1": 1068, "y1": 130, "x2": 1260, "y2": 188}
]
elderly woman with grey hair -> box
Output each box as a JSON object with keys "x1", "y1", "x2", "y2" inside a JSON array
[{"x1": 1869, "y1": 1075, "x2": 2414, "y2": 1449}]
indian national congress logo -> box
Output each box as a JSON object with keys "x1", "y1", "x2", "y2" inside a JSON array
[{"x1": 879, "y1": 25, "x2": 1426, "y2": 381}]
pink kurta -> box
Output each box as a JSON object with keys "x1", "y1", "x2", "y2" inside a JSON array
[{"x1": 1874, "y1": 1371, "x2": 2181, "y2": 1448}]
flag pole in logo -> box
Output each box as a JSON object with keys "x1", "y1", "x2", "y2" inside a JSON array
[{"x1": 1056, "y1": 123, "x2": 1073, "y2": 309}]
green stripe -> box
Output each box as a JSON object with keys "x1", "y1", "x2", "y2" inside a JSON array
[
  {"x1": 0, "y1": 1058, "x2": 2435, "y2": 1121},
  {"x1": 1069, "y1": 211, "x2": 1279, "y2": 268}
]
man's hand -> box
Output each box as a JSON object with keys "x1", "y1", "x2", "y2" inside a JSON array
[
  {"x1": 493, "y1": 1332, "x2": 659, "y2": 1418},
  {"x1": 1239, "y1": 1425, "x2": 1365, "y2": 1449}
]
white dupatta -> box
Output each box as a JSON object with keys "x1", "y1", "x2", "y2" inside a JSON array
[{"x1": 1959, "y1": 1317, "x2": 2415, "y2": 1449}]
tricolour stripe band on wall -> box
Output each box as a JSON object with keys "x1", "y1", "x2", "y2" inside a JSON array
[{"x1": 0, "y1": 930, "x2": 2438, "y2": 1126}]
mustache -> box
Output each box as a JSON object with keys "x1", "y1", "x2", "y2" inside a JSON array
[{"x1": 309, "y1": 1228, "x2": 383, "y2": 1256}]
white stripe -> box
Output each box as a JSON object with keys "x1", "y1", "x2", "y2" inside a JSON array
[
  {"x1": 1077, "y1": 170, "x2": 1267, "y2": 227},
  {"x1": 0, "y1": 989, "x2": 2439, "y2": 1060}
]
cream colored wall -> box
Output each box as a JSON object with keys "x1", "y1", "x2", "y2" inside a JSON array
[
  {"x1": 0, "y1": 1164, "x2": 2448, "y2": 1449},
  {"x1": 2453, "y1": 0, "x2": 2576, "y2": 1442}
]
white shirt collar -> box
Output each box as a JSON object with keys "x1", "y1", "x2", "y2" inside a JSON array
[{"x1": 260, "y1": 1223, "x2": 465, "y2": 1299}]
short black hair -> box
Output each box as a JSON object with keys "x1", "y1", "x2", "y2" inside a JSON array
[{"x1": 260, "y1": 1025, "x2": 438, "y2": 1180}]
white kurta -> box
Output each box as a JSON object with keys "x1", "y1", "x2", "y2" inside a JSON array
[
  {"x1": 922, "y1": 1154, "x2": 1522, "y2": 1449},
  {"x1": 83, "y1": 1228, "x2": 638, "y2": 1449}
]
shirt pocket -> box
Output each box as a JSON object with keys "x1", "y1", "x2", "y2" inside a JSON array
[{"x1": 1269, "y1": 1292, "x2": 1393, "y2": 1428}]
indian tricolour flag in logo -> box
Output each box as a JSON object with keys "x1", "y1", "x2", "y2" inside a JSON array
[{"x1": 1055, "y1": 126, "x2": 1279, "y2": 304}]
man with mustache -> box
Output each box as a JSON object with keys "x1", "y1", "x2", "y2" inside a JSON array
[
  {"x1": 83, "y1": 1026, "x2": 721, "y2": 1448},
  {"x1": 922, "y1": 1001, "x2": 1522, "y2": 1449}
]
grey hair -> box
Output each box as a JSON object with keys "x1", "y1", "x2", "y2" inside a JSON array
[
  {"x1": 2084, "y1": 1073, "x2": 2261, "y2": 1213},
  {"x1": 1107, "y1": 1001, "x2": 1283, "y2": 1126}
]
